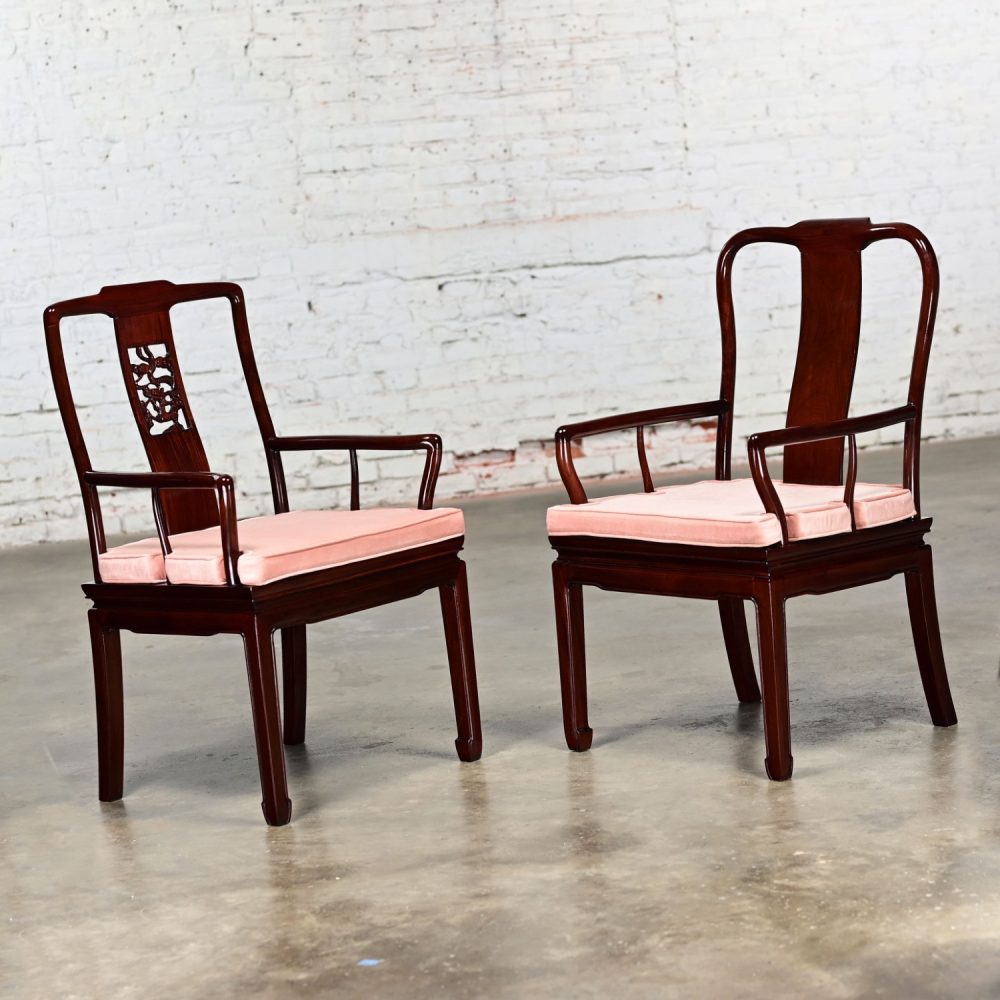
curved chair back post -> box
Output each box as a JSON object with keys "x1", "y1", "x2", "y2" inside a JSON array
[
  {"x1": 44, "y1": 305, "x2": 105, "y2": 580},
  {"x1": 226, "y1": 289, "x2": 290, "y2": 515},
  {"x1": 868, "y1": 222, "x2": 940, "y2": 513}
]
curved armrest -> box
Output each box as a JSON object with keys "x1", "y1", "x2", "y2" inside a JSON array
[
  {"x1": 555, "y1": 400, "x2": 727, "y2": 504},
  {"x1": 267, "y1": 433, "x2": 443, "y2": 510},
  {"x1": 84, "y1": 470, "x2": 241, "y2": 584},
  {"x1": 746, "y1": 404, "x2": 917, "y2": 544}
]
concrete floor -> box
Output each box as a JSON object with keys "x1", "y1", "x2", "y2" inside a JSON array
[{"x1": 2, "y1": 436, "x2": 1000, "y2": 998}]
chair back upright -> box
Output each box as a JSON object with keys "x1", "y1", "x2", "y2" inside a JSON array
[
  {"x1": 44, "y1": 281, "x2": 284, "y2": 576},
  {"x1": 715, "y1": 218, "x2": 939, "y2": 490}
]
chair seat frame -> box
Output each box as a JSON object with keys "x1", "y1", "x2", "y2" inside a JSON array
[
  {"x1": 553, "y1": 518, "x2": 952, "y2": 779},
  {"x1": 85, "y1": 538, "x2": 480, "y2": 826},
  {"x1": 549, "y1": 219, "x2": 957, "y2": 779}
]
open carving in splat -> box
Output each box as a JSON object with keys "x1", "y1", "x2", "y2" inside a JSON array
[{"x1": 128, "y1": 344, "x2": 190, "y2": 435}]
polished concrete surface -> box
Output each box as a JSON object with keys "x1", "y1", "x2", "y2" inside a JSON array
[{"x1": 3, "y1": 437, "x2": 1000, "y2": 998}]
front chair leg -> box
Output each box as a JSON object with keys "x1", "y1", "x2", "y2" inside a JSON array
[
  {"x1": 243, "y1": 619, "x2": 292, "y2": 826},
  {"x1": 905, "y1": 549, "x2": 958, "y2": 727},
  {"x1": 88, "y1": 611, "x2": 124, "y2": 802},
  {"x1": 438, "y1": 559, "x2": 483, "y2": 762},
  {"x1": 718, "y1": 597, "x2": 761, "y2": 703},
  {"x1": 553, "y1": 561, "x2": 592, "y2": 752},
  {"x1": 280, "y1": 625, "x2": 307, "y2": 746},
  {"x1": 753, "y1": 582, "x2": 793, "y2": 780}
]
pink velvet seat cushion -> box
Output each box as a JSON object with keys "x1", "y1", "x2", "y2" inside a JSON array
[
  {"x1": 546, "y1": 479, "x2": 915, "y2": 548},
  {"x1": 98, "y1": 507, "x2": 465, "y2": 586},
  {"x1": 97, "y1": 536, "x2": 167, "y2": 584}
]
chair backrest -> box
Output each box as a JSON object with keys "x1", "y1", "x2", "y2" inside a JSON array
[
  {"x1": 44, "y1": 280, "x2": 279, "y2": 550},
  {"x1": 715, "y1": 218, "x2": 939, "y2": 486}
]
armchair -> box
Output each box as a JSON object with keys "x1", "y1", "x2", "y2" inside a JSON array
[
  {"x1": 547, "y1": 219, "x2": 956, "y2": 780},
  {"x1": 45, "y1": 280, "x2": 482, "y2": 825}
]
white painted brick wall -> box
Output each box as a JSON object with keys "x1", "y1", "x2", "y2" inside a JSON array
[{"x1": 2, "y1": 0, "x2": 999, "y2": 545}]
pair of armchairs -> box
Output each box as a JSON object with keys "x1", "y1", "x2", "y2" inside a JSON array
[{"x1": 44, "y1": 218, "x2": 956, "y2": 825}]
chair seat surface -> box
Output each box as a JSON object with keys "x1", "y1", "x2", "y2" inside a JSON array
[
  {"x1": 99, "y1": 507, "x2": 465, "y2": 585},
  {"x1": 546, "y1": 478, "x2": 915, "y2": 548}
]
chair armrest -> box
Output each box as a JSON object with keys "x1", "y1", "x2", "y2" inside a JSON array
[
  {"x1": 746, "y1": 404, "x2": 918, "y2": 544},
  {"x1": 555, "y1": 400, "x2": 727, "y2": 504},
  {"x1": 266, "y1": 433, "x2": 443, "y2": 510},
  {"x1": 83, "y1": 470, "x2": 241, "y2": 584}
]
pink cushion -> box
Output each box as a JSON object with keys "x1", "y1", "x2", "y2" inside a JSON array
[
  {"x1": 98, "y1": 536, "x2": 167, "y2": 583},
  {"x1": 547, "y1": 479, "x2": 915, "y2": 548},
  {"x1": 99, "y1": 507, "x2": 465, "y2": 586}
]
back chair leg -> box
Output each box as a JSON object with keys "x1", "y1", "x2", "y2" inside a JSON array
[
  {"x1": 242, "y1": 619, "x2": 292, "y2": 826},
  {"x1": 280, "y1": 625, "x2": 307, "y2": 746},
  {"x1": 88, "y1": 611, "x2": 124, "y2": 802},
  {"x1": 752, "y1": 583, "x2": 793, "y2": 781},
  {"x1": 718, "y1": 597, "x2": 762, "y2": 703},
  {"x1": 905, "y1": 549, "x2": 958, "y2": 727},
  {"x1": 553, "y1": 562, "x2": 592, "y2": 752},
  {"x1": 438, "y1": 560, "x2": 483, "y2": 762}
]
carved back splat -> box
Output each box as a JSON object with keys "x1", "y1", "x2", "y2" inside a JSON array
[{"x1": 110, "y1": 298, "x2": 216, "y2": 533}]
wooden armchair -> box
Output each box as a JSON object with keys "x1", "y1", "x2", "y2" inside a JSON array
[
  {"x1": 44, "y1": 280, "x2": 481, "y2": 825},
  {"x1": 547, "y1": 219, "x2": 956, "y2": 779}
]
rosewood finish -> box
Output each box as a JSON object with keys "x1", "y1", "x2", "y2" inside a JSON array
[
  {"x1": 45, "y1": 280, "x2": 482, "y2": 825},
  {"x1": 550, "y1": 219, "x2": 956, "y2": 779}
]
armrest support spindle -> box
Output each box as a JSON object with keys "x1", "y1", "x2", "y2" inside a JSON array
[
  {"x1": 556, "y1": 400, "x2": 727, "y2": 503},
  {"x1": 267, "y1": 433, "x2": 443, "y2": 510},
  {"x1": 84, "y1": 470, "x2": 241, "y2": 584},
  {"x1": 746, "y1": 404, "x2": 917, "y2": 544}
]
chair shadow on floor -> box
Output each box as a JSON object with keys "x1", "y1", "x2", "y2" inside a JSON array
[
  {"x1": 591, "y1": 690, "x2": 936, "y2": 777},
  {"x1": 118, "y1": 725, "x2": 465, "y2": 822}
]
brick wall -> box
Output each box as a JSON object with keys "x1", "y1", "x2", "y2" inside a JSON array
[{"x1": 3, "y1": 0, "x2": 999, "y2": 544}]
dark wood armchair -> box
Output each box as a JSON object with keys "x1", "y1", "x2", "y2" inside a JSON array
[
  {"x1": 547, "y1": 218, "x2": 956, "y2": 779},
  {"x1": 44, "y1": 280, "x2": 482, "y2": 825}
]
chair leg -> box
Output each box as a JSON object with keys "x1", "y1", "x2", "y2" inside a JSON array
[
  {"x1": 905, "y1": 549, "x2": 957, "y2": 727},
  {"x1": 88, "y1": 612, "x2": 124, "y2": 802},
  {"x1": 553, "y1": 562, "x2": 592, "y2": 752},
  {"x1": 280, "y1": 625, "x2": 307, "y2": 746},
  {"x1": 752, "y1": 583, "x2": 793, "y2": 780},
  {"x1": 243, "y1": 619, "x2": 292, "y2": 826},
  {"x1": 439, "y1": 560, "x2": 483, "y2": 762},
  {"x1": 718, "y1": 597, "x2": 761, "y2": 703}
]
